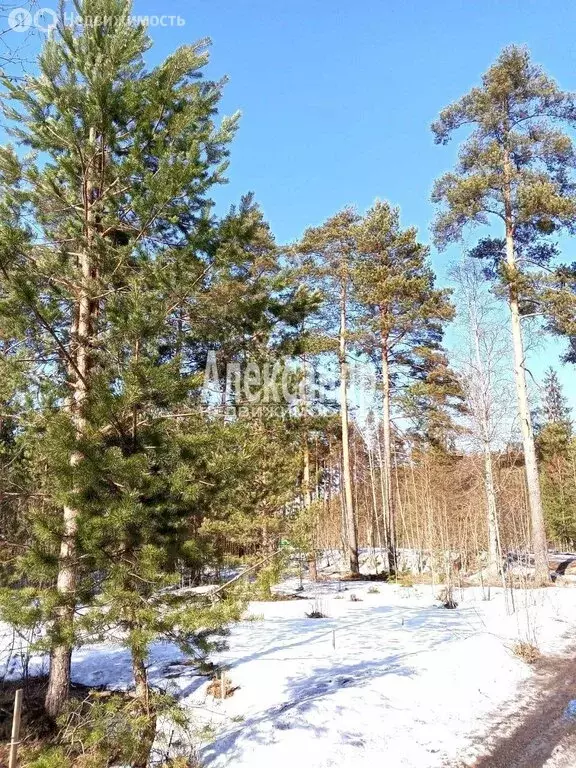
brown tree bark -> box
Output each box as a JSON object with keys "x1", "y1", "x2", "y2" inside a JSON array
[
  {"x1": 339, "y1": 285, "x2": 359, "y2": 574},
  {"x1": 132, "y1": 653, "x2": 157, "y2": 768},
  {"x1": 503, "y1": 145, "x2": 549, "y2": 585},
  {"x1": 380, "y1": 338, "x2": 397, "y2": 575},
  {"x1": 45, "y1": 130, "x2": 97, "y2": 718}
]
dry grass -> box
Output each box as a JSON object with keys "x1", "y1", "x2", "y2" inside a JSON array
[
  {"x1": 207, "y1": 674, "x2": 238, "y2": 699},
  {"x1": 511, "y1": 640, "x2": 541, "y2": 664}
]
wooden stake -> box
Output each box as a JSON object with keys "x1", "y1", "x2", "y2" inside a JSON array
[
  {"x1": 332, "y1": 630, "x2": 336, "y2": 650},
  {"x1": 9, "y1": 688, "x2": 23, "y2": 768},
  {"x1": 220, "y1": 671, "x2": 226, "y2": 699}
]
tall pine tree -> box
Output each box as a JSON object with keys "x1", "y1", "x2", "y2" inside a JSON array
[
  {"x1": 431, "y1": 45, "x2": 576, "y2": 583},
  {"x1": 294, "y1": 210, "x2": 361, "y2": 574},
  {"x1": 0, "y1": 0, "x2": 239, "y2": 719},
  {"x1": 353, "y1": 200, "x2": 456, "y2": 572}
]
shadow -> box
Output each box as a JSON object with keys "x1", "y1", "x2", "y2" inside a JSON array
[
  {"x1": 199, "y1": 600, "x2": 486, "y2": 766},
  {"x1": 470, "y1": 652, "x2": 576, "y2": 768}
]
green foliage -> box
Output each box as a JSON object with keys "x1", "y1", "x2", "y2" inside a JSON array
[
  {"x1": 432, "y1": 45, "x2": 576, "y2": 286},
  {"x1": 23, "y1": 690, "x2": 197, "y2": 768},
  {"x1": 253, "y1": 554, "x2": 287, "y2": 600},
  {"x1": 535, "y1": 371, "x2": 576, "y2": 546},
  {"x1": 542, "y1": 264, "x2": 576, "y2": 362},
  {"x1": 288, "y1": 499, "x2": 321, "y2": 557},
  {"x1": 354, "y1": 200, "x2": 463, "y2": 445},
  {"x1": 396, "y1": 570, "x2": 414, "y2": 587},
  {"x1": 541, "y1": 368, "x2": 572, "y2": 428},
  {"x1": 0, "y1": 0, "x2": 314, "y2": 744},
  {"x1": 541, "y1": 454, "x2": 576, "y2": 547},
  {"x1": 293, "y1": 203, "x2": 461, "y2": 447},
  {"x1": 24, "y1": 747, "x2": 72, "y2": 768}
]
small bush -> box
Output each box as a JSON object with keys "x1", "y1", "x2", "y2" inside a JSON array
[
  {"x1": 396, "y1": 571, "x2": 414, "y2": 587},
  {"x1": 253, "y1": 558, "x2": 286, "y2": 600},
  {"x1": 207, "y1": 673, "x2": 238, "y2": 699},
  {"x1": 437, "y1": 586, "x2": 458, "y2": 609},
  {"x1": 367, "y1": 586, "x2": 380, "y2": 594},
  {"x1": 349, "y1": 593, "x2": 362, "y2": 602},
  {"x1": 22, "y1": 689, "x2": 194, "y2": 768},
  {"x1": 511, "y1": 640, "x2": 541, "y2": 664},
  {"x1": 305, "y1": 597, "x2": 326, "y2": 618},
  {"x1": 23, "y1": 747, "x2": 72, "y2": 768}
]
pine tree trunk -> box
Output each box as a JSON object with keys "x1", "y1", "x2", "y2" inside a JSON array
[
  {"x1": 503, "y1": 150, "x2": 548, "y2": 583},
  {"x1": 339, "y1": 286, "x2": 359, "y2": 574},
  {"x1": 132, "y1": 653, "x2": 156, "y2": 768},
  {"x1": 45, "y1": 300, "x2": 90, "y2": 718},
  {"x1": 367, "y1": 445, "x2": 383, "y2": 558},
  {"x1": 508, "y1": 284, "x2": 548, "y2": 582},
  {"x1": 44, "y1": 497, "x2": 79, "y2": 718},
  {"x1": 46, "y1": 131, "x2": 97, "y2": 718},
  {"x1": 303, "y1": 439, "x2": 312, "y2": 509},
  {"x1": 380, "y1": 338, "x2": 397, "y2": 575}
]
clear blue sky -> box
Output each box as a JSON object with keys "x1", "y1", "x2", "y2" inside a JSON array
[
  {"x1": 5, "y1": 0, "x2": 576, "y2": 408},
  {"x1": 135, "y1": 0, "x2": 575, "y2": 408}
]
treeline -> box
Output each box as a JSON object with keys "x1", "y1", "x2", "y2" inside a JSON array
[{"x1": 0, "y1": 1, "x2": 575, "y2": 765}]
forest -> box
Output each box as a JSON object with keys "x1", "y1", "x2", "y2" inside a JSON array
[{"x1": 1, "y1": 1, "x2": 576, "y2": 767}]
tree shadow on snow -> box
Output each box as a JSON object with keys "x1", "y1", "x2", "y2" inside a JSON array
[{"x1": 200, "y1": 602, "x2": 483, "y2": 765}]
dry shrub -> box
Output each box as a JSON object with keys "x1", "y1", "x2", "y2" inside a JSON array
[
  {"x1": 396, "y1": 572, "x2": 414, "y2": 587},
  {"x1": 511, "y1": 640, "x2": 541, "y2": 664},
  {"x1": 437, "y1": 586, "x2": 458, "y2": 609},
  {"x1": 305, "y1": 598, "x2": 327, "y2": 618},
  {"x1": 207, "y1": 674, "x2": 237, "y2": 699},
  {"x1": 305, "y1": 609, "x2": 326, "y2": 618}
]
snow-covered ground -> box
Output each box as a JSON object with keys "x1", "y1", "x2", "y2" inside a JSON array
[{"x1": 3, "y1": 579, "x2": 576, "y2": 767}]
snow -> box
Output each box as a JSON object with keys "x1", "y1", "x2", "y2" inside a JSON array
[{"x1": 3, "y1": 579, "x2": 576, "y2": 767}]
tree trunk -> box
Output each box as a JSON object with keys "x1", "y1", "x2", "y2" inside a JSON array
[
  {"x1": 339, "y1": 286, "x2": 359, "y2": 574},
  {"x1": 508, "y1": 285, "x2": 548, "y2": 582},
  {"x1": 483, "y1": 446, "x2": 501, "y2": 575},
  {"x1": 45, "y1": 290, "x2": 91, "y2": 719},
  {"x1": 469, "y1": 299, "x2": 502, "y2": 578},
  {"x1": 367, "y1": 444, "x2": 383, "y2": 564},
  {"x1": 303, "y1": 440, "x2": 318, "y2": 580},
  {"x1": 380, "y1": 339, "x2": 397, "y2": 575},
  {"x1": 45, "y1": 130, "x2": 96, "y2": 718},
  {"x1": 132, "y1": 653, "x2": 156, "y2": 768},
  {"x1": 503, "y1": 146, "x2": 548, "y2": 584}
]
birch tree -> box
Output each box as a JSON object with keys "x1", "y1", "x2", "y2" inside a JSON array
[{"x1": 452, "y1": 261, "x2": 516, "y2": 576}]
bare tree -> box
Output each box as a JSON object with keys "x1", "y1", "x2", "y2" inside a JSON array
[{"x1": 452, "y1": 261, "x2": 516, "y2": 577}]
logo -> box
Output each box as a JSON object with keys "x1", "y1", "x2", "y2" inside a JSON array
[
  {"x1": 7, "y1": 8, "x2": 185, "y2": 33},
  {"x1": 9, "y1": 7, "x2": 57, "y2": 33}
]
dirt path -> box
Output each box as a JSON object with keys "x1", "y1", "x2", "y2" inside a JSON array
[{"x1": 464, "y1": 651, "x2": 576, "y2": 768}]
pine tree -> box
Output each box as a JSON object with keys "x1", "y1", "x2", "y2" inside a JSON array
[
  {"x1": 353, "y1": 200, "x2": 456, "y2": 573},
  {"x1": 294, "y1": 209, "x2": 361, "y2": 574},
  {"x1": 535, "y1": 370, "x2": 576, "y2": 549},
  {"x1": 536, "y1": 368, "x2": 572, "y2": 462},
  {"x1": 542, "y1": 368, "x2": 572, "y2": 426},
  {"x1": 431, "y1": 45, "x2": 576, "y2": 583},
  {"x1": 0, "y1": 0, "x2": 239, "y2": 720},
  {"x1": 542, "y1": 262, "x2": 576, "y2": 363}
]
